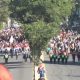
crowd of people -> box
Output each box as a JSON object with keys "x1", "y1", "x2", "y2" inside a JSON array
[
  {"x1": 0, "y1": 26, "x2": 31, "y2": 63},
  {"x1": 47, "y1": 29, "x2": 80, "y2": 63}
]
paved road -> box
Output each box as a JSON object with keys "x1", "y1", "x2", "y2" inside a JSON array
[
  {"x1": 44, "y1": 54, "x2": 80, "y2": 80},
  {"x1": 0, "y1": 55, "x2": 33, "y2": 80}
]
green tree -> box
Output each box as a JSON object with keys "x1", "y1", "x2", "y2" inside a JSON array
[
  {"x1": 69, "y1": 0, "x2": 80, "y2": 28},
  {"x1": 0, "y1": 0, "x2": 10, "y2": 22},
  {"x1": 10, "y1": 0, "x2": 74, "y2": 24},
  {"x1": 0, "y1": 0, "x2": 10, "y2": 29},
  {"x1": 9, "y1": 0, "x2": 74, "y2": 62},
  {"x1": 23, "y1": 21, "x2": 60, "y2": 62}
]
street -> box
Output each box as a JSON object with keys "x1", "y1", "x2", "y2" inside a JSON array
[
  {"x1": 44, "y1": 53, "x2": 80, "y2": 80},
  {"x1": 0, "y1": 55, "x2": 33, "y2": 80}
]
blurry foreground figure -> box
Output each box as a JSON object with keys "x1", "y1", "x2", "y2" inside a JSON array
[
  {"x1": 0, "y1": 64, "x2": 13, "y2": 80},
  {"x1": 37, "y1": 64, "x2": 45, "y2": 80}
]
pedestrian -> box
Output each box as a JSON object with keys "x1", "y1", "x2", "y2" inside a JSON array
[
  {"x1": 70, "y1": 42, "x2": 76, "y2": 63},
  {"x1": 4, "y1": 49, "x2": 9, "y2": 63},
  {"x1": 10, "y1": 47, "x2": 14, "y2": 58},
  {"x1": 22, "y1": 48, "x2": 27, "y2": 62}
]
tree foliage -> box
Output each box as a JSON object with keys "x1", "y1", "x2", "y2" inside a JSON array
[
  {"x1": 0, "y1": 0, "x2": 74, "y2": 58},
  {"x1": 0, "y1": 0, "x2": 10, "y2": 29},
  {"x1": 24, "y1": 21, "x2": 59, "y2": 48},
  {"x1": 0, "y1": 0, "x2": 10, "y2": 22},
  {"x1": 9, "y1": 0, "x2": 74, "y2": 57},
  {"x1": 10, "y1": 0, "x2": 74, "y2": 24},
  {"x1": 69, "y1": 0, "x2": 80, "y2": 27},
  {"x1": 24, "y1": 21, "x2": 60, "y2": 57}
]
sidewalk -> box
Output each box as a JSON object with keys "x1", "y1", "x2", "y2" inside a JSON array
[{"x1": 35, "y1": 51, "x2": 47, "y2": 80}]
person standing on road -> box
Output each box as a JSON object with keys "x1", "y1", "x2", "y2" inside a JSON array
[
  {"x1": 22, "y1": 48, "x2": 27, "y2": 62},
  {"x1": 70, "y1": 41, "x2": 76, "y2": 63},
  {"x1": 76, "y1": 39, "x2": 80, "y2": 62},
  {"x1": 4, "y1": 49, "x2": 9, "y2": 63}
]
